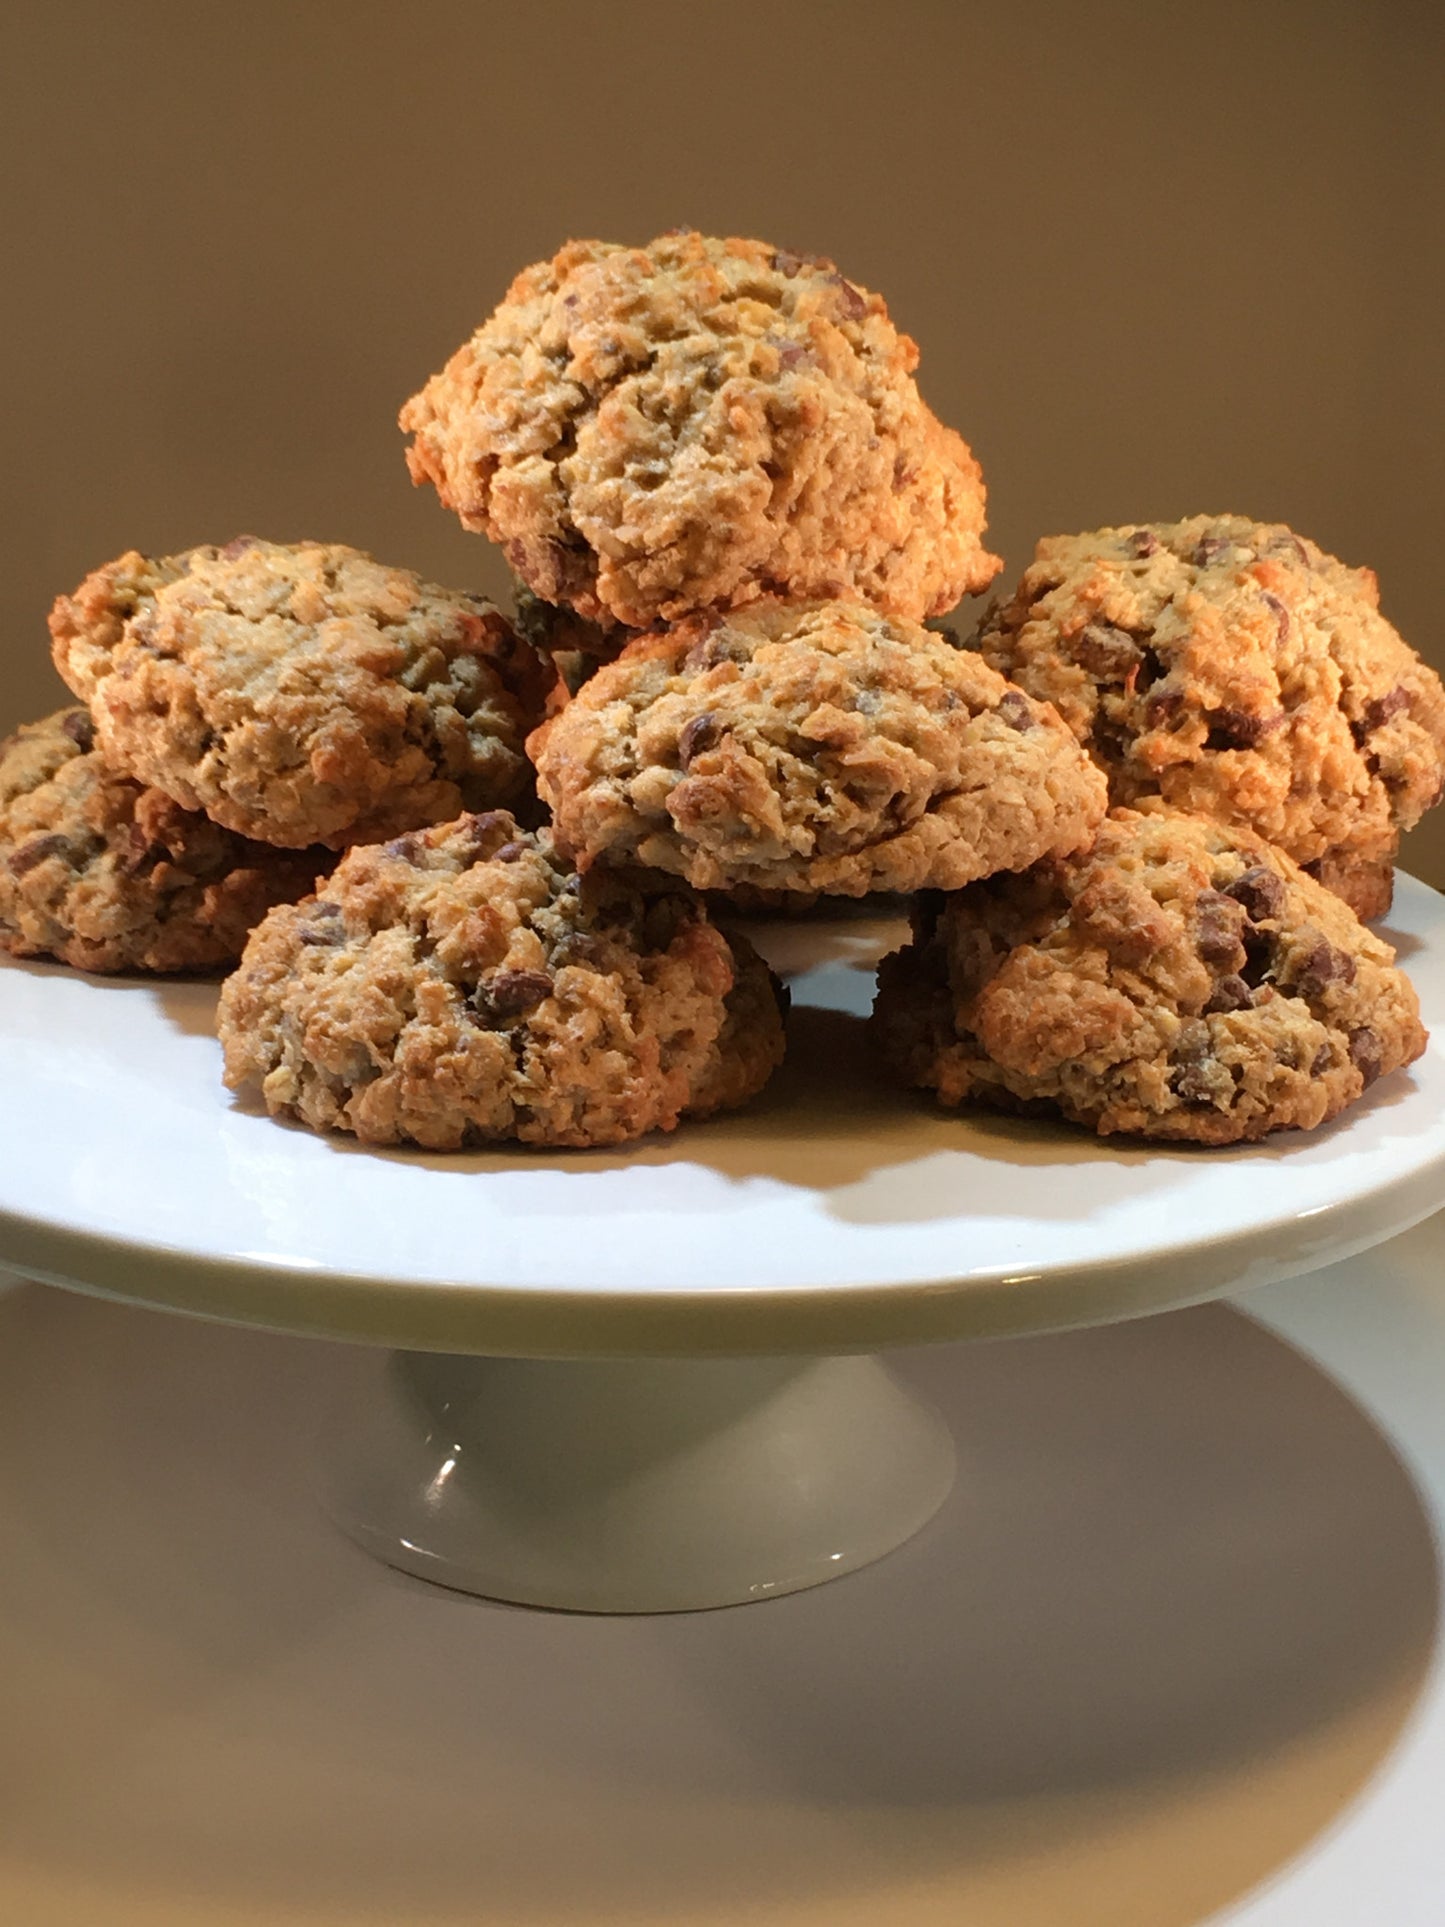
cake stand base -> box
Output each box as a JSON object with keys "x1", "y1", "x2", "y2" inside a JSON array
[{"x1": 328, "y1": 1350, "x2": 956, "y2": 1613}]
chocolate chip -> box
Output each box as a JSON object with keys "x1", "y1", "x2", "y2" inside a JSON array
[
  {"x1": 830, "y1": 274, "x2": 868, "y2": 320},
  {"x1": 1291, "y1": 935, "x2": 1357, "y2": 1001},
  {"x1": 776, "y1": 342, "x2": 810, "y2": 371},
  {"x1": 458, "y1": 810, "x2": 514, "y2": 853},
  {"x1": 61, "y1": 711, "x2": 96, "y2": 752},
  {"x1": 505, "y1": 533, "x2": 592, "y2": 605},
  {"x1": 1223, "y1": 866, "x2": 1287, "y2": 923},
  {"x1": 383, "y1": 833, "x2": 426, "y2": 861},
  {"x1": 1125, "y1": 529, "x2": 1160, "y2": 558},
  {"x1": 1195, "y1": 889, "x2": 1246, "y2": 963},
  {"x1": 995, "y1": 690, "x2": 1034, "y2": 731},
  {"x1": 1075, "y1": 621, "x2": 1140, "y2": 678},
  {"x1": 219, "y1": 535, "x2": 260, "y2": 560},
  {"x1": 7, "y1": 833, "x2": 69, "y2": 876},
  {"x1": 298, "y1": 903, "x2": 344, "y2": 946},
  {"x1": 1268, "y1": 532, "x2": 1311, "y2": 566},
  {"x1": 476, "y1": 969, "x2": 552, "y2": 1020},
  {"x1": 1260, "y1": 590, "x2": 1290, "y2": 643},
  {"x1": 1311, "y1": 1043, "x2": 1334, "y2": 1076},
  {"x1": 1174, "y1": 1062, "x2": 1220, "y2": 1106},
  {"x1": 119, "y1": 823, "x2": 162, "y2": 876},
  {"x1": 1193, "y1": 536, "x2": 1231, "y2": 567},
  {"x1": 682, "y1": 616, "x2": 737, "y2": 671},
  {"x1": 1348, "y1": 1026, "x2": 1383, "y2": 1086},
  {"x1": 770, "y1": 247, "x2": 827, "y2": 277},
  {"x1": 550, "y1": 930, "x2": 606, "y2": 967},
  {"x1": 678, "y1": 713, "x2": 723, "y2": 768},
  {"x1": 494, "y1": 841, "x2": 527, "y2": 863},
  {"x1": 1205, "y1": 707, "x2": 1286, "y2": 751},
  {"x1": 1360, "y1": 686, "x2": 1411, "y2": 735},
  {"x1": 1145, "y1": 688, "x2": 1185, "y2": 726},
  {"x1": 1205, "y1": 973, "x2": 1253, "y2": 1013}
]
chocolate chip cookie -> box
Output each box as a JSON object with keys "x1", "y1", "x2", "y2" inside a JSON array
[
  {"x1": 401, "y1": 230, "x2": 1000, "y2": 629},
  {"x1": 218, "y1": 810, "x2": 786, "y2": 1150},
  {"x1": 970, "y1": 517, "x2": 1445, "y2": 918},
  {"x1": 873, "y1": 806, "x2": 1426, "y2": 1143},
  {"x1": 0, "y1": 708, "x2": 328, "y2": 973},
  {"x1": 49, "y1": 538, "x2": 541, "y2": 850},
  {"x1": 531, "y1": 599, "x2": 1107, "y2": 897}
]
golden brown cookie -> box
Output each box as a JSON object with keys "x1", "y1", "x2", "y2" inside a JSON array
[
  {"x1": 970, "y1": 516, "x2": 1445, "y2": 918},
  {"x1": 0, "y1": 708, "x2": 328, "y2": 974},
  {"x1": 401, "y1": 231, "x2": 1000, "y2": 628},
  {"x1": 872, "y1": 807, "x2": 1426, "y2": 1144},
  {"x1": 218, "y1": 810, "x2": 786, "y2": 1150},
  {"x1": 49, "y1": 538, "x2": 541, "y2": 851},
  {"x1": 531, "y1": 599, "x2": 1107, "y2": 897}
]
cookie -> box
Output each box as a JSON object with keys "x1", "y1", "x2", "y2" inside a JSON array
[
  {"x1": 530, "y1": 599, "x2": 1107, "y2": 897},
  {"x1": 0, "y1": 708, "x2": 328, "y2": 974},
  {"x1": 218, "y1": 810, "x2": 786, "y2": 1150},
  {"x1": 970, "y1": 516, "x2": 1445, "y2": 918},
  {"x1": 400, "y1": 230, "x2": 1000, "y2": 629},
  {"x1": 49, "y1": 537, "x2": 542, "y2": 851},
  {"x1": 873, "y1": 806, "x2": 1426, "y2": 1144}
]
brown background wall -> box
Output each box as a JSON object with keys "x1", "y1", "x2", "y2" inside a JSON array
[{"x1": 3, "y1": 0, "x2": 1442, "y2": 877}]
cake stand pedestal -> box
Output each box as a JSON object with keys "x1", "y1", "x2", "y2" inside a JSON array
[
  {"x1": 333, "y1": 1351, "x2": 955, "y2": 1611},
  {"x1": 1, "y1": 882, "x2": 1442, "y2": 1614}
]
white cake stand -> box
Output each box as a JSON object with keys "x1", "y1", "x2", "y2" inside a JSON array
[{"x1": 1, "y1": 879, "x2": 1442, "y2": 1613}]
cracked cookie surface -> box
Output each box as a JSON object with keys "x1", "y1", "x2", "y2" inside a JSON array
[
  {"x1": 531, "y1": 599, "x2": 1107, "y2": 897},
  {"x1": 970, "y1": 517, "x2": 1445, "y2": 918},
  {"x1": 872, "y1": 806, "x2": 1426, "y2": 1143},
  {"x1": 218, "y1": 810, "x2": 786, "y2": 1150},
  {"x1": 401, "y1": 230, "x2": 1000, "y2": 628},
  {"x1": 49, "y1": 538, "x2": 540, "y2": 850},
  {"x1": 0, "y1": 708, "x2": 328, "y2": 973}
]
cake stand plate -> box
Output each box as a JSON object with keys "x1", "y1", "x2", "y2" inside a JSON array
[{"x1": 1, "y1": 880, "x2": 1442, "y2": 1611}]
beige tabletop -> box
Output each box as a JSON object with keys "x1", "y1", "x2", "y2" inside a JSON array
[{"x1": 0, "y1": 1211, "x2": 1441, "y2": 1925}]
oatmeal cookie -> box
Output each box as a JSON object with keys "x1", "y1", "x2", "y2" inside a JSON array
[
  {"x1": 970, "y1": 516, "x2": 1445, "y2": 918},
  {"x1": 531, "y1": 599, "x2": 1107, "y2": 897},
  {"x1": 49, "y1": 537, "x2": 542, "y2": 850},
  {"x1": 873, "y1": 806, "x2": 1426, "y2": 1143},
  {"x1": 218, "y1": 810, "x2": 786, "y2": 1150},
  {"x1": 0, "y1": 708, "x2": 328, "y2": 973},
  {"x1": 400, "y1": 230, "x2": 1000, "y2": 628}
]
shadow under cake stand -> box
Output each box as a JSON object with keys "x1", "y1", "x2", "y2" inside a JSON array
[{"x1": 1, "y1": 880, "x2": 1442, "y2": 1614}]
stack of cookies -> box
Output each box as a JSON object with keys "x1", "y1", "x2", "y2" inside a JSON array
[
  {"x1": 7, "y1": 228, "x2": 1443, "y2": 1151},
  {"x1": 402, "y1": 232, "x2": 1108, "y2": 903},
  {"x1": 873, "y1": 515, "x2": 1445, "y2": 1141},
  {"x1": 3, "y1": 537, "x2": 535, "y2": 976},
  {"x1": 2, "y1": 532, "x2": 785, "y2": 1150}
]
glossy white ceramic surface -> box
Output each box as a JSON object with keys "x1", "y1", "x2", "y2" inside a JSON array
[
  {"x1": 1, "y1": 879, "x2": 1443, "y2": 1355},
  {"x1": 330, "y1": 1351, "x2": 956, "y2": 1610}
]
